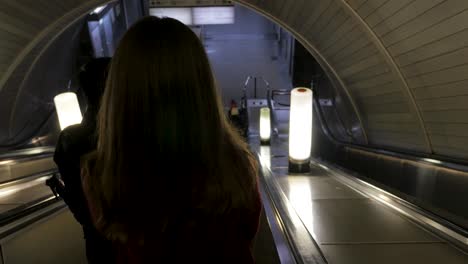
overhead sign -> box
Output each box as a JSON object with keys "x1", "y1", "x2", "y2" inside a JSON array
[
  {"x1": 149, "y1": 8, "x2": 192, "y2": 25},
  {"x1": 193, "y1": 7, "x2": 234, "y2": 24},
  {"x1": 150, "y1": 6, "x2": 235, "y2": 25}
]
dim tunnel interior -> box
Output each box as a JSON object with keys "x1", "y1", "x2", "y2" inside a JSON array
[{"x1": 0, "y1": 0, "x2": 468, "y2": 263}]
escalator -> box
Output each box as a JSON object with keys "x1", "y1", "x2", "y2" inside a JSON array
[
  {"x1": 244, "y1": 87, "x2": 468, "y2": 263},
  {"x1": 0, "y1": 147, "x2": 61, "y2": 226},
  {"x1": 0, "y1": 147, "x2": 85, "y2": 263}
]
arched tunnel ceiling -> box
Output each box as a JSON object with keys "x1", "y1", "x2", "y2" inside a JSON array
[
  {"x1": 1, "y1": 0, "x2": 468, "y2": 160},
  {"x1": 0, "y1": 0, "x2": 110, "y2": 91},
  {"x1": 0, "y1": 0, "x2": 110, "y2": 145},
  {"x1": 238, "y1": 0, "x2": 468, "y2": 159}
]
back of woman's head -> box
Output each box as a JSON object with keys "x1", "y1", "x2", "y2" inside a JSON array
[{"x1": 87, "y1": 16, "x2": 257, "y2": 241}]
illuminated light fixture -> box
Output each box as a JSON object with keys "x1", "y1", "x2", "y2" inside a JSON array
[
  {"x1": 289, "y1": 87, "x2": 313, "y2": 173},
  {"x1": 54, "y1": 92, "x2": 83, "y2": 130},
  {"x1": 260, "y1": 107, "x2": 271, "y2": 145},
  {"x1": 90, "y1": 5, "x2": 106, "y2": 15}
]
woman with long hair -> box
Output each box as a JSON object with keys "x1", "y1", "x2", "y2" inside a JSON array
[{"x1": 82, "y1": 16, "x2": 261, "y2": 263}]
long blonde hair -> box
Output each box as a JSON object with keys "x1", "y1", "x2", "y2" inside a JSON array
[{"x1": 83, "y1": 17, "x2": 258, "y2": 243}]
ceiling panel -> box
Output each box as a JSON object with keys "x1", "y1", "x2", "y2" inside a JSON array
[
  {"x1": 365, "y1": 0, "x2": 414, "y2": 28},
  {"x1": 412, "y1": 79, "x2": 468, "y2": 100},
  {"x1": 372, "y1": 0, "x2": 446, "y2": 37},
  {"x1": 387, "y1": 10, "x2": 468, "y2": 55},
  {"x1": 395, "y1": 28, "x2": 468, "y2": 67},
  {"x1": 400, "y1": 47, "x2": 468, "y2": 78}
]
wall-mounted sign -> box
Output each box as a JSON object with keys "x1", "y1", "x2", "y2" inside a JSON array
[{"x1": 149, "y1": 6, "x2": 234, "y2": 25}]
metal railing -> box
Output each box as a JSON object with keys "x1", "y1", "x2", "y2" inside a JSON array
[
  {"x1": 0, "y1": 147, "x2": 54, "y2": 161},
  {"x1": 242, "y1": 76, "x2": 271, "y2": 104}
]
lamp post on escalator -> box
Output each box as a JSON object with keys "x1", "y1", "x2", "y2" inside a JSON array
[
  {"x1": 288, "y1": 87, "x2": 313, "y2": 173},
  {"x1": 260, "y1": 107, "x2": 271, "y2": 145},
  {"x1": 54, "y1": 91, "x2": 82, "y2": 131}
]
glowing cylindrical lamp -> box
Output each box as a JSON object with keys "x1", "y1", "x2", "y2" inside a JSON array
[
  {"x1": 54, "y1": 92, "x2": 83, "y2": 130},
  {"x1": 260, "y1": 107, "x2": 271, "y2": 145},
  {"x1": 289, "y1": 87, "x2": 313, "y2": 173}
]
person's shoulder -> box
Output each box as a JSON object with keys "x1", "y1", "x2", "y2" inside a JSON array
[
  {"x1": 56, "y1": 123, "x2": 95, "y2": 156},
  {"x1": 60, "y1": 122, "x2": 97, "y2": 143},
  {"x1": 60, "y1": 124, "x2": 84, "y2": 137}
]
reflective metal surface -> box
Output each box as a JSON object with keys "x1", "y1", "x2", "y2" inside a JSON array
[
  {"x1": 258, "y1": 174, "x2": 296, "y2": 264},
  {"x1": 253, "y1": 141, "x2": 328, "y2": 264},
  {"x1": 0, "y1": 147, "x2": 54, "y2": 160},
  {"x1": 0, "y1": 153, "x2": 58, "y2": 228},
  {"x1": 315, "y1": 160, "x2": 468, "y2": 250},
  {"x1": 252, "y1": 137, "x2": 468, "y2": 263},
  {"x1": 0, "y1": 155, "x2": 56, "y2": 184}
]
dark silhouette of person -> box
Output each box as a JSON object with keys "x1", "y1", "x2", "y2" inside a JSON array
[
  {"x1": 228, "y1": 99, "x2": 249, "y2": 138},
  {"x1": 52, "y1": 57, "x2": 113, "y2": 263},
  {"x1": 81, "y1": 17, "x2": 261, "y2": 263},
  {"x1": 228, "y1": 99, "x2": 242, "y2": 127}
]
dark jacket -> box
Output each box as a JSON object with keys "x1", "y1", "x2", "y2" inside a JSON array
[
  {"x1": 113, "y1": 194, "x2": 261, "y2": 263},
  {"x1": 82, "y1": 168, "x2": 262, "y2": 264},
  {"x1": 54, "y1": 109, "x2": 113, "y2": 263}
]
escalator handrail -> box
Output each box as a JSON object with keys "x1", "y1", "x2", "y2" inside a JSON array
[
  {"x1": 0, "y1": 147, "x2": 54, "y2": 162},
  {"x1": 0, "y1": 195, "x2": 62, "y2": 229},
  {"x1": 0, "y1": 168, "x2": 60, "y2": 226},
  {"x1": 0, "y1": 197, "x2": 66, "y2": 240}
]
